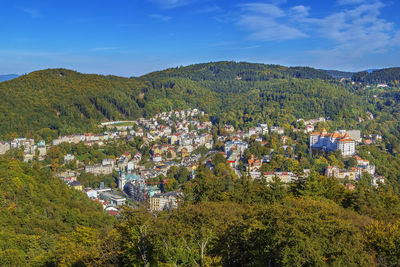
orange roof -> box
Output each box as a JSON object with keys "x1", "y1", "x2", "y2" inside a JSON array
[{"x1": 339, "y1": 138, "x2": 354, "y2": 142}]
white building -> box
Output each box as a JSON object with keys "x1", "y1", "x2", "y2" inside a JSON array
[
  {"x1": 310, "y1": 129, "x2": 356, "y2": 156},
  {"x1": 85, "y1": 189, "x2": 98, "y2": 199},
  {"x1": 148, "y1": 191, "x2": 183, "y2": 211},
  {"x1": 85, "y1": 164, "x2": 113, "y2": 175},
  {"x1": 64, "y1": 154, "x2": 75, "y2": 163},
  {"x1": 224, "y1": 140, "x2": 249, "y2": 156},
  {"x1": 372, "y1": 176, "x2": 385, "y2": 187},
  {"x1": 270, "y1": 126, "x2": 284, "y2": 135},
  {"x1": 0, "y1": 142, "x2": 10, "y2": 155},
  {"x1": 102, "y1": 158, "x2": 115, "y2": 168},
  {"x1": 337, "y1": 139, "x2": 356, "y2": 156}
]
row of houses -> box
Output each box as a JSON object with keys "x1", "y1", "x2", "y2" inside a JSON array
[
  {"x1": 0, "y1": 138, "x2": 47, "y2": 161},
  {"x1": 325, "y1": 156, "x2": 384, "y2": 186}
]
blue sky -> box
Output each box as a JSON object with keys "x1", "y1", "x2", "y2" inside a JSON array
[{"x1": 1, "y1": 0, "x2": 400, "y2": 76}]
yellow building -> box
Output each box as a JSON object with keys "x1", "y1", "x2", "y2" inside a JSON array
[{"x1": 70, "y1": 181, "x2": 83, "y2": 191}]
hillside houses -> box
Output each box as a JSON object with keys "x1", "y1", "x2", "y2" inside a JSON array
[
  {"x1": 85, "y1": 158, "x2": 114, "y2": 175},
  {"x1": 0, "y1": 138, "x2": 47, "y2": 160},
  {"x1": 4, "y1": 106, "x2": 388, "y2": 215},
  {"x1": 325, "y1": 156, "x2": 379, "y2": 183},
  {"x1": 224, "y1": 140, "x2": 248, "y2": 156}
]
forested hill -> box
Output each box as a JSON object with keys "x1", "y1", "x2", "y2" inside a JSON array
[
  {"x1": 0, "y1": 69, "x2": 150, "y2": 138},
  {"x1": 0, "y1": 62, "x2": 370, "y2": 139},
  {"x1": 0, "y1": 159, "x2": 115, "y2": 265},
  {"x1": 352, "y1": 67, "x2": 400, "y2": 83},
  {"x1": 142, "y1": 61, "x2": 333, "y2": 81}
]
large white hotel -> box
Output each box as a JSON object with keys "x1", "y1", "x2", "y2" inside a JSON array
[{"x1": 309, "y1": 129, "x2": 356, "y2": 156}]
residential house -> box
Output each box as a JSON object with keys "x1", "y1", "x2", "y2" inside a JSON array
[
  {"x1": 224, "y1": 140, "x2": 248, "y2": 156},
  {"x1": 258, "y1": 124, "x2": 269, "y2": 135},
  {"x1": 148, "y1": 191, "x2": 184, "y2": 211},
  {"x1": 270, "y1": 126, "x2": 285, "y2": 135},
  {"x1": 223, "y1": 124, "x2": 235, "y2": 134},
  {"x1": 64, "y1": 154, "x2": 75, "y2": 163},
  {"x1": 0, "y1": 142, "x2": 10, "y2": 155},
  {"x1": 85, "y1": 164, "x2": 113, "y2": 175},
  {"x1": 262, "y1": 172, "x2": 297, "y2": 183},
  {"x1": 227, "y1": 150, "x2": 240, "y2": 168},
  {"x1": 153, "y1": 153, "x2": 163, "y2": 162},
  {"x1": 70, "y1": 181, "x2": 83, "y2": 191},
  {"x1": 247, "y1": 155, "x2": 262, "y2": 172}
]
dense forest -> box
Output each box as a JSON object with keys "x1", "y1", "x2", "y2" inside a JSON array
[
  {"x1": 0, "y1": 61, "x2": 372, "y2": 139},
  {"x1": 3, "y1": 154, "x2": 400, "y2": 265},
  {"x1": 352, "y1": 67, "x2": 400, "y2": 84},
  {"x1": 0, "y1": 159, "x2": 115, "y2": 265}
]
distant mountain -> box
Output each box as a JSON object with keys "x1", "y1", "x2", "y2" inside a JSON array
[
  {"x1": 0, "y1": 62, "x2": 365, "y2": 138},
  {"x1": 365, "y1": 69, "x2": 378, "y2": 74},
  {"x1": 143, "y1": 62, "x2": 333, "y2": 81},
  {"x1": 352, "y1": 67, "x2": 400, "y2": 83},
  {"x1": 0, "y1": 74, "x2": 18, "y2": 82},
  {"x1": 320, "y1": 69, "x2": 354, "y2": 79}
]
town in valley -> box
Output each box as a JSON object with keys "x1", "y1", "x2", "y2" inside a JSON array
[{"x1": 0, "y1": 108, "x2": 385, "y2": 215}]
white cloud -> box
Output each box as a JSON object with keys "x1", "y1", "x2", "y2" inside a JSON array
[
  {"x1": 239, "y1": 3, "x2": 285, "y2": 17},
  {"x1": 237, "y1": 2, "x2": 307, "y2": 41},
  {"x1": 236, "y1": 0, "x2": 399, "y2": 63},
  {"x1": 309, "y1": 2, "x2": 395, "y2": 54},
  {"x1": 337, "y1": 0, "x2": 366, "y2": 5},
  {"x1": 238, "y1": 15, "x2": 307, "y2": 41},
  {"x1": 290, "y1": 5, "x2": 309, "y2": 18},
  {"x1": 149, "y1": 0, "x2": 197, "y2": 9},
  {"x1": 291, "y1": 0, "x2": 399, "y2": 69}
]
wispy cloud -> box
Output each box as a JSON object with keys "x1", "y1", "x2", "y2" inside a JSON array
[
  {"x1": 304, "y1": 1, "x2": 398, "y2": 64},
  {"x1": 148, "y1": 14, "x2": 173, "y2": 21},
  {"x1": 237, "y1": 2, "x2": 307, "y2": 41},
  {"x1": 149, "y1": 0, "x2": 197, "y2": 9},
  {"x1": 21, "y1": 8, "x2": 41, "y2": 18},
  {"x1": 337, "y1": 0, "x2": 366, "y2": 5},
  {"x1": 235, "y1": 0, "x2": 399, "y2": 63}
]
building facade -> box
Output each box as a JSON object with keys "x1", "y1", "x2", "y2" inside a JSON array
[{"x1": 310, "y1": 129, "x2": 356, "y2": 156}]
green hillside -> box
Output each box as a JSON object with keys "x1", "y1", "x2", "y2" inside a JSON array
[
  {"x1": 0, "y1": 62, "x2": 367, "y2": 139},
  {"x1": 142, "y1": 61, "x2": 333, "y2": 81},
  {"x1": 352, "y1": 67, "x2": 400, "y2": 84},
  {"x1": 0, "y1": 69, "x2": 151, "y2": 138},
  {"x1": 0, "y1": 159, "x2": 115, "y2": 265}
]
